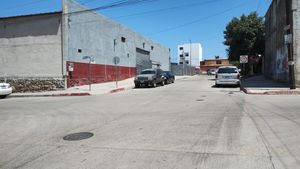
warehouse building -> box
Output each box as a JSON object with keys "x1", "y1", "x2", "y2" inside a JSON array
[{"x1": 0, "y1": 0, "x2": 170, "y2": 92}]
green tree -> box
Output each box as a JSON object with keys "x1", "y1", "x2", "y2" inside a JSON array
[{"x1": 224, "y1": 12, "x2": 265, "y2": 61}]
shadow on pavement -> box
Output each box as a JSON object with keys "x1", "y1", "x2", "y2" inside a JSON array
[{"x1": 241, "y1": 75, "x2": 288, "y2": 88}]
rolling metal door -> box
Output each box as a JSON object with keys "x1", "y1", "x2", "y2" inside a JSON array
[{"x1": 136, "y1": 48, "x2": 151, "y2": 74}]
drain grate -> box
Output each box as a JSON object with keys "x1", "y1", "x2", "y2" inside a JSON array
[
  {"x1": 196, "y1": 99, "x2": 205, "y2": 102},
  {"x1": 63, "y1": 132, "x2": 94, "y2": 141}
]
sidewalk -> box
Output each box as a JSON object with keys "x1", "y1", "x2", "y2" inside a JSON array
[
  {"x1": 240, "y1": 75, "x2": 300, "y2": 95},
  {"x1": 10, "y1": 76, "x2": 189, "y2": 98}
]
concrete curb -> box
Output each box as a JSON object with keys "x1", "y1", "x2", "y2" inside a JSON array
[
  {"x1": 9, "y1": 92, "x2": 90, "y2": 98},
  {"x1": 240, "y1": 86, "x2": 300, "y2": 95},
  {"x1": 109, "y1": 88, "x2": 125, "y2": 94}
]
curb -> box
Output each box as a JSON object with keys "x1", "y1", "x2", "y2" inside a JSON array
[
  {"x1": 109, "y1": 88, "x2": 125, "y2": 94},
  {"x1": 9, "y1": 92, "x2": 90, "y2": 98},
  {"x1": 240, "y1": 87, "x2": 300, "y2": 95},
  {"x1": 52, "y1": 93, "x2": 90, "y2": 97}
]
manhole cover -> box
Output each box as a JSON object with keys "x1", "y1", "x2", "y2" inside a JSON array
[
  {"x1": 196, "y1": 99, "x2": 205, "y2": 102},
  {"x1": 63, "y1": 132, "x2": 94, "y2": 141}
]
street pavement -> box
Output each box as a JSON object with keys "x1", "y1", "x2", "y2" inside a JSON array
[{"x1": 0, "y1": 75, "x2": 299, "y2": 169}]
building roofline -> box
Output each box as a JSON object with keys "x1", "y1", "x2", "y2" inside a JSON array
[
  {"x1": 0, "y1": 11, "x2": 62, "y2": 20},
  {"x1": 202, "y1": 59, "x2": 229, "y2": 61}
]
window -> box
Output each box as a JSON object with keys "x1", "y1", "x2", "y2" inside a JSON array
[
  {"x1": 78, "y1": 49, "x2": 82, "y2": 53},
  {"x1": 143, "y1": 43, "x2": 145, "y2": 48},
  {"x1": 217, "y1": 68, "x2": 237, "y2": 73},
  {"x1": 186, "y1": 61, "x2": 189, "y2": 64},
  {"x1": 179, "y1": 62, "x2": 183, "y2": 64},
  {"x1": 185, "y1": 53, "x2": 189, "y2": 56},
  {"x1": 180, "y1": 54, "x2": 184, "y2": 58},
  {"x1": 151, "y1": 46, "x2": 154, "y2": 50},
  {"x1": 216, "y1": 60, "x2": 222, "y2": 64},
  {"x1": 179, "y1": 47, "x2": 183, "y2": 50},
  {"x1": 121, "y1": 37, "x2": 126, "y2": 42}
]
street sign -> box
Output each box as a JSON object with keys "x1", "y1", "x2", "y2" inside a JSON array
[
  {"x1": 113, "y1": 56, "x2": 120, "y2": 65},
  {"x1": 240, "y1": 55, "x2": 248, "y2": 63}
]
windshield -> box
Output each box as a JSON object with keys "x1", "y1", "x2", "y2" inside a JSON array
[
  {"x1": 140, "y1": 70, "x2": 155, "y2": 74},
  {"x1": 218, "y1": 68, "x2": 237, "y2": 73}
]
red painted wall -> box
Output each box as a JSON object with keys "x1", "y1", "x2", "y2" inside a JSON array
[{"x1": 66, "y1": 61, "x2": 137, "y2": 88}]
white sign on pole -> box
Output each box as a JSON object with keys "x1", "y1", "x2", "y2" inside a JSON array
[{"x1": 240, "y1": 55, "x2": 248, "y2": 63}]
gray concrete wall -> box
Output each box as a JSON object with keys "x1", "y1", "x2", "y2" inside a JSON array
[
  {"x1": 265, "y1": 0, "x2": 300, "y2": 87},
  {"x1": 0, "y1": 12, "x2": 63, "y2": 79},
  {"x1": 64, "y1": 0, "x2": 170, "y2": 71},
  {"x1": 265, "y1": 0, "x2": 289, "y2": 83},
  {"x1": 292, "y1": 0, "x2": 300, "y2": 87}
]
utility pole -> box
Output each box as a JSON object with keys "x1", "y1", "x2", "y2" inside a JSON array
[
  {"x1": 285, "y1": 0, "x2": 296, "y2": 89},
  {"x1": 189, "y1": 40, "x2": 192, "y2": 76}
]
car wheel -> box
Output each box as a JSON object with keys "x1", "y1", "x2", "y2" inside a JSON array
[
  {"x1": 172, "y1": 79, "x2": 175, "y2": 83},
  {"x1": 0, "y1": 95, "x2": 7, "y2": 99},
  {"x1": 135, "y1": 84, "x2": 140, "y2": 88},
  {"x1": 161, "y1": 80, "x2": 165, "y2": 86},
  {"x1": 152, "y1": 82, "x2": 157, "y2": 88}
]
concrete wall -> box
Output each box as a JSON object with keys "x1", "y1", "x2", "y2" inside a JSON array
[
  {"x1": 265, "y1": 0, "x2": 289, "y2": 83},
  {"x1": 63, "y1": 0, "x2": 170, "y2": 86},
  {"x1": 292, "y1": 0, "x2": 300, "y2": 87},
  {"x1": 0, "y1": 12, "x2": 63, "y2": 79},
  {"x1": 265, "y1": 0, "x2": 300, "y2": 87}
]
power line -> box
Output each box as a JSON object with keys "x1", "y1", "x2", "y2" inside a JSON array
[
  {"x1": 66, "y1": 0, "x2": 224, "y2": 25},
  {"x1": 65, "y1": 0, "x2": 159, "y2": 16},
  {"x1": 150, "y1": 1, "x2": 249, "y2": 35},
  {"x1": 256, "y1": 0, "x2": 263, "y2": 12},
  {"x1": 0, "y1": 0, "x2": 48, "y2": 11},
  {"x1": 113, "y1": 0, "x2": 224, "y2": 19}
]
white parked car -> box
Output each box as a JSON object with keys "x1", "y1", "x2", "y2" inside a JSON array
[
  {"x1": 215, "y1": 66, "x2": 240, "y2": 87},
  {"x1": 0, "y1": 83, "x2": 12, "y2": 99}
]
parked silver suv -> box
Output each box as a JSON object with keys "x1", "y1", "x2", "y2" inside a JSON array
[
  {"x1": 134, "y1": 68, "x2": 165, "y2": 88},
  {"x1": 215, "y1": 66, "x2": 240, "y2": 87}
]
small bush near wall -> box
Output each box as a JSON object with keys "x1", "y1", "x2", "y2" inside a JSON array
[{"x1": 0, "y1": 78, "x2": 65, "y2": 93}]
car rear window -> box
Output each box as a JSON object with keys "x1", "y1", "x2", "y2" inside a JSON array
[
  {"x1": 218, "y1": 68, "x2": 237, "y2": 73},
  {"x1": 140, "y1": 70, "x2": 155, "y2": 74}
]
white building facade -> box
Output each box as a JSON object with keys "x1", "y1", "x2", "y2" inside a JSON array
[{"x1": 177, "y1": 43, "x2": 202, "y2": 67}]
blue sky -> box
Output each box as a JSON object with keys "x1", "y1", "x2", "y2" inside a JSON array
[{"x1": 0, "y1": 0, "x2": 272, "y2": 62}]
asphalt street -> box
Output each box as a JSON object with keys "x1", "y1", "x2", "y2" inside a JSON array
[{"x1": 0, "y1": 75, "x2": 299, "y2": 169}]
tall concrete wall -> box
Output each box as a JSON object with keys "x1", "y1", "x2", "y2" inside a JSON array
[
  {"x1": 265, "y1": 0, "x2": 300, "y2": 87},
  {"x1": 63, "y1": 0, "x2": 170, "y2": 86},
  {"x1": 65, "y1": 0, "x2": 170, "y2": 69},
  {"x1": 0, "y1": 12, "x2": 63, "y2": 79},
  {"x1": 292, "y1": 0, "x2": 300, "y2": 87},
  {"x1": 265, "y1": 0, "x2": 289, "y2": 82}
]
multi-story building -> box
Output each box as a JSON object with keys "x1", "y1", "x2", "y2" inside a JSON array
[
  {"x1": 200, "y1": 59, "x2": 232, "y2": 73},
  {"x1": 177, "y1": 43, "x2": 202, "y2": 67},
  {"x1": 0, "y1": 0, "x2": 170, "y2": 92}
]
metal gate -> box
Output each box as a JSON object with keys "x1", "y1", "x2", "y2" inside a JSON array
[{"x1": 136, "y1": 48, "x2": 151, "y2": 74}]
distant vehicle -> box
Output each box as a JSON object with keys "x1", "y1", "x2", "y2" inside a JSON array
[
  {"x1": 162, "y1": 71, "x2": 175, "y2": 84},
  {"x1": 215, "y1": 66, "x2": 240, "y2": 87},
  {"x1": 134, "y1": 68, "x2": 165, "y2": 88},
  {"x1": 0, "y1": 83, "x2": 12, "y2": 99},
  {"x1": 207, "y1": 68, "x2": 217, "y2": 75}
]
